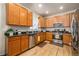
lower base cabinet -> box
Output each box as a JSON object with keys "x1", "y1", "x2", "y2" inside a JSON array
[
  {"x1": 35, "y1": 32, "x2": 46, "y2": 44},
  {"x1": 7, "y1": 35, "x2": 29, "y2": 56},
  {"x1": 63, "y1": 34, "x2": 72, "y2": 45},
  {"x1": 20, "y1": 35, "x2": 29, "y2": 52},
  {"x1": 7, "y1": 32, "x2": 72, "y2": 56},
  {"x1": 8, "y1": 36, "x2": 20, "y2": 56},
  {"x1": 46, "y1": 32, "x2": 53, "y2": 41},
  {"x1": 40, "y1": 32, "x2": 46, "y2": 41},
  {"x1": 35, "y1": 32, "x2": 41, "y2": 44}
]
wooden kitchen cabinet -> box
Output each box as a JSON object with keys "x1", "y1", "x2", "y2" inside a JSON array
[
  {"x1": 69, "y1": 13, "x2": 74, "y2": 26},
  {"x1": 13, "y1": 4, "x2": 20, "y2": 25},
  {"x1": 63, "y1": 33, "x2": 72, "y2": 45},
  {"x1": 40, "y1": 32, "x2": 46, "y2": 42},
  {"x1": 20, "y1": 35, "x2": 29, "y2": 52},
  {"x1": 7, "y1": 4, "x2": 14, "y2": 25},
  {"x1": 45, "y1": 13, "x2": 73, "y2": 27},
  {"x1": 38, "y1": 16, "x2": 45, "y2": 27},
  {"x1": 56, "y1": 16, "x2": 64, "y2": 24},
  {"x1": 20, "y1": 7, "x2": 28, "y2": 26},
  {"x1": 35, "y1": 32, "x2": 45, "y2": 44},
  {"x1": 28, "y1": 11, "x2": 33, "y2": 26},
  {"x1": 46, "y1": 32, "x2": 53, "y2": 41},
  {"x1": 55, "y1": 14, "x2": 72, "y2": 27},
  {"x1": 7, "y1": 4, "x2": 20, "y2": 25},
  {"x1": 35, "y1": 32, "x2": 41, "y2": 44},
  {"x1": 63, "y1": 14, "x2": 70, "y2": 27},
  {"x1": 46, "y1": 19, "x2": 52, "y2": 27},
  {"x1": 8, "y1": 36, "x2": 20, "y2": 56},
  {"x1": 7, "y1": 3, "x2": 33, "y2": 26},
  {"x1": 7, "y1": 35, "x2": 29, "y2": 56},
  {"x1": 51, "y1": 15, "x2": 65, "y2": 27},
  {"x1": 43, "y1": 32, "x2": 46, "y2": 41},
  {"x1": 65, "y1": 13, "x2": 73, "y2": 27}
]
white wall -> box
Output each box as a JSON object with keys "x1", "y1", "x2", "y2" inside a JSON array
[
  {"x1": 0, "y1": 3, "x2": 39, "y2": 55},
  {"x1": 0, "y1": 3, "x2": 7, "y2": 55},
  {"x1": 32, "y1": 13, "x2": 39, "y2": 30}
]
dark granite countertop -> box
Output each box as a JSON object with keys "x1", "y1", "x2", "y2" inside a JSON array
[{"x1": 5, "y1": 30, "x2": 71, "y2": 37}]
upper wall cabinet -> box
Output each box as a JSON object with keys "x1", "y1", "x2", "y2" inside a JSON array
[
  {"x1": 13, "y1": 4, "x2": 20, "y2": 25},
  {"x1": 6, "y1": 3, "x2": 33, "y2": 26},
  {"x1": 62, "y1": 13, "x2": 73, "y2": 27},
  {"x1": 46, "y1": 18, "x2": 54, "y2": 27},
  {"x1": 63, "y1": 14, "x2": 70, "y2": 27},
  {"x1": 38, "y1": 16, "x2": 45, "y2": 27},
  {"x1": 45, "y1": 13, "x2": 73, "y2": 27},
  {"x1": 7, "y1": 4, "x2": 20, "y2": 25},
  {"x1": 28, "y1": 11, "x2": 33, "y2": 26},
  {"x1": 20, "y1": 7, "x2": 28, "y2": 26}
]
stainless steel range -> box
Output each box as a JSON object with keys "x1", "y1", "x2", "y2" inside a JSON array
[{"x1": 53, "y1": 23, "x2": 65, "y2": 47}]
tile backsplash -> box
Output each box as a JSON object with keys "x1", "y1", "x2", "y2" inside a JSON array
[{"x1": 11, "y1": 26, "x2": 30, "y2": 32}]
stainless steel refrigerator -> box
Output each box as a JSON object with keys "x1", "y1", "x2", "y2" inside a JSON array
[{"x1": 71, "y1": 9, "x2": 79, "y2": 55}]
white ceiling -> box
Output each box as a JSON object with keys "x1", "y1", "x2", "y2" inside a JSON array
[{"x1": 20, "y1": 3, "x2": 79, "y2": 17}]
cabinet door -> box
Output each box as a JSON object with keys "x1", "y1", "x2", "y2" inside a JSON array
[
  {"x1": 7, "y1": 4, "x2": 15, "y2": 25},
  {"x1": 13, "y1": 4, "x2": 20, "y2": 25},
  {"x1": 38, "y1": 16, "x2": 45, "y2": 27},
  {"x1": 46, "y1": 32, "x2": 48, "y2": 40},
  {"x1": 46, "y1": 18, "x2": 54, "y2": 27},
  {"x1": 38, "y1": 17, "x2": 41, "y2": 27},
  {"x1": 63, "y1": 14, "x2": 69, "y2": 27},
  {"x1": 48, "y1": 32, "x2": 53, "y2": 41},
  {"x1": 46, "y1": 32, "x2": 53, "y2": 41},
  {"x1": 35, "y1": 34, "x2": 38, "y2": 44},
  {"x1": 20, "y1": 7, "x2": 28, "y2": 26},
  {"x1": 40, "y1": 32, "x2": 43, "y2": 42},
  {"x1": 63, "y1": 34, "x2": 72, "y2": 45},
  {"x1": 20, "y1": 35, "x2": 29, "y2": 52},
  {"x1": 35, "y1": 33, "x2": 41, "y2": 44},
  {"x1": 46, "y1": 19, "x2": 50, "y2": 27},
  {"x1": 63, "y1": 14, "x2": 72, "y2": 27},
  {"x1": 43, "y1": 32, "x2": 46, "y2": 41},
  {"x1": 40, "y1": 32, "x2": 46, "y2": 41},
  {"x1": 69, "y1": 13, "x2": 73, "y2": 27},
  {"x1": 8, "y1": 37, "x2": 20, "y2": 56},
  {"x1": 7, "y1": 4, "x2": 20, "y2": 25},
  {"x1": 28, "y1": 11, "x2": 32, "y2": 26}
]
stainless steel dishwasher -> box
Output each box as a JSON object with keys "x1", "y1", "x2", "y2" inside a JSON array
[{"x1": 27, "y1": 31, "x2": 35, "y2": 48}]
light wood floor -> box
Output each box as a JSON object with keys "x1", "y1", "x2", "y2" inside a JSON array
[{"x1": 19, "y1": 41, "x2": 74, "y2": 56}]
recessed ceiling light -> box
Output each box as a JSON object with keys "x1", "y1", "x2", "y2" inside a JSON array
[
  {"x1": 38, "y1": 4, "x2": 42, "y2": 8},
  {"x1": 59, "y1": 6, "x2": 63, "y2": 10},
  {"x1": 46, "y1": 11, "x2": 48, "y2": 14}
]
